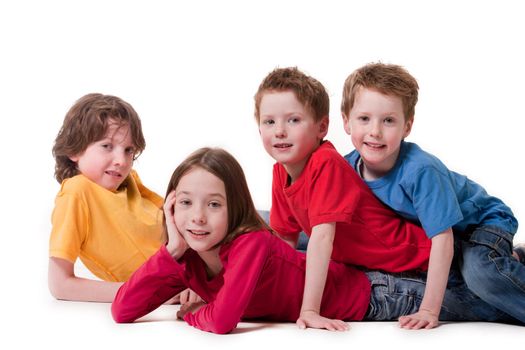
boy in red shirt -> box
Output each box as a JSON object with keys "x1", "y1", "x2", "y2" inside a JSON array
[{"x1": 254, "y1": 67, "x2": 432, "y2": 330}]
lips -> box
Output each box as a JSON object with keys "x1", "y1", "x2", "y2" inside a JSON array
[
  {"x1": 274, "y1": 143, "x2": 292, "y2": 149},
  {"x1": 105, "y1": 170, "x2": 122, "y2": 177},
  {"x1": 364, "y1": 142, "x2": 385, "y2": 149},
  {"x1": 188, "y1": 229, "x2": 210, "y2": 236}
]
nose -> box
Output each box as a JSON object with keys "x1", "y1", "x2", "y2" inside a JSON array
[
  {"x1": 113, "y1": 149, "x2": 130, "y2": 167},
  {"x1": 191, "y1": 205, "x2": 207, "y2": 225},
  {"x1": 274, "y1": 121, "x2": 287, "y2": 138},
  {"x1": 369, "y1": 120, "x2": 382, "y2": 138}
]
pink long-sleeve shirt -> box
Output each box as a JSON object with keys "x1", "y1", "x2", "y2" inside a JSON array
[{"x1": 112, "y1": 230, "x2": 371, "y2": 334}]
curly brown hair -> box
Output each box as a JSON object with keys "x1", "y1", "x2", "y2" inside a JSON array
[
  {"x1": 254, "y1": 67, "x2": 330, "y2": 123},
  {"x1": 52, "y1": 93, "x2": 145, "y2": 183}
]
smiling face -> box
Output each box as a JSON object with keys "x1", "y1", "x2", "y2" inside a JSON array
[
  {"x1": 174, "y1": 167, "x2": 228, "y2": 253},
  {"x1": 69, "y1": 121, "x2": 135, "y2": 191},
  {"x1": 344, "y1": 88, "x2": 412, "y2": 180},
  {"x1": 258, "y1": 90, "x2": 328, "y2": 181}
]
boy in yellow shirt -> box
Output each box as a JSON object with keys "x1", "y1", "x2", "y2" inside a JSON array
[{"x1": 48, "y1": 93, "x2": 166, "y2": 302}]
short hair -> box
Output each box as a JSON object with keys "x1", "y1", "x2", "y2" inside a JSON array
[
  {"x1": 254, "y1": 67, "x2": 329, "y2": 123},
  {"x1": 341, "y1": 63, "x2": 419, "y2": 121},
  {"x1": 52, "y1": 93, "x2": 146, "y2": 183},
  {"x1": 164, "y1": 147, "x2": 272, "y2": 246}
]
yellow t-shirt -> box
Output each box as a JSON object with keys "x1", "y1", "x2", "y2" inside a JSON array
[{"x1": 49, "y1": 170, "x2": 166, "y2": 282}]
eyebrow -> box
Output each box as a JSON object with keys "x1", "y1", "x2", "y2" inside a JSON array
[{"x1": 176, "y1": 190, "x2": 226, "y2": 199}]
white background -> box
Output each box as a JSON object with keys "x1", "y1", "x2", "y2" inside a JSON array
[{"x1": 1, "y1": 0, "x2": 524, "y2": 348}]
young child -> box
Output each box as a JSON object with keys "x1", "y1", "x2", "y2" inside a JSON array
[
  {"x1": 341, "y1": 62, "x2": 525, "y2": 327},
  {"x1": 48, "y1": 93, "x2": 167, "y2": 302},
  {"x1": 112, "y1": 147, "x2": 518, "y2": 334},
  {"x1": 254, "y1": 67, "x2": 436, "y2": 330}
]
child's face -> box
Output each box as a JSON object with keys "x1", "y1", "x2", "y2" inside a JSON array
[
  {"x1": 69, "y1": 121, "x2": 135, "y2": 191},
  {"x1": 258, "y1": 90, "x2": 328, "y2": 181},
  {"x1": 174, "y1": 167, "x2": 228, "y2": 253},
  {"x1": 343, "y1": 88, "x2": 412, "y2": 179}
]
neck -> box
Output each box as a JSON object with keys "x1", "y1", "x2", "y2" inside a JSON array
[{"x1": 198, "y1": 248, "x2": 223, "y2": 278}]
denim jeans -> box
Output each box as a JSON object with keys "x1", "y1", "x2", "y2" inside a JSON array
[
  {"x1": 363, "y1": 269, "x2": 518, "y2": 323},
  {"x1": 460, "y1": 225, "x2": 525, "y2": 323}
]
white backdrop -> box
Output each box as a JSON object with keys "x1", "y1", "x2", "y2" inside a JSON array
[{"x1": 1, "y1": 0, "x2": 524, "y2": 348}]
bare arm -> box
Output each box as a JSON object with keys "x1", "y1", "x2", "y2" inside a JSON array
[
  {"x1": 399, "y1": 228, "x2": 454, "y2": 329},
  {"x1": 296, "y1": 222, "x2": 348, "y2": 331},
  {"x1": 48, "y1": 257, "x2": 122, "y2": 302}
]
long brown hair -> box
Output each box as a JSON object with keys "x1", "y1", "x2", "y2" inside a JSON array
[
  {"x1": 52, "y1": 93, "x2": 145, "y2": 183},
  {"x1": 165, "y1": 147, "x2": 272, "y2": 245}
]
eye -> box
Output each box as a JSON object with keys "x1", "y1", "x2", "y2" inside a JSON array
[
  {"x1": 125, "y1": 146, "x2": 136, "y2": 155},
  {"x1": 262, "y1": 118, "x2": 274, "y2": 125},
  {"x1": 288, "y1": 116, "x2": 300, "y2": 123},
  {"x1": 209, "y1": 201, "x2": 222, "y2": 208},
  {"x1": 357, "y1": 115, "x2": 369, "y2": 122},
  {"x1": 384, "y1": 117, "x2": 395, "y2": 124},
  {"x1": 101, "y1": 143, "x2": 113, "y2": 150},
  {"x1": 178, "y1": 199, "x2": 191, "y2": 206}
]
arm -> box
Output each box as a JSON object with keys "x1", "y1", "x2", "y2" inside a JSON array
[
  {"x1": 48, "y1": 257, "x2": 122, "y2": 302},
  {"x1": 112, "y1": 246, "x2": 188, "y2": 323},
  {"x1": 296, "y1": 223, "x2": 349, "y2": 331},
  {"x1": 399, "y1": 228, "x2": 454, "y2": 329},
  {"x1": 182, "y1": 233, "x2": 270, "y2": 334}
]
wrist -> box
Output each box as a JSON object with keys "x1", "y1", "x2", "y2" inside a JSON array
[{"x1": 419, "y1": 307, "x2": 438, "y2": 317}]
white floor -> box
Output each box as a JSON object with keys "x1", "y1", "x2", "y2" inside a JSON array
[
  {"x1": 19, "y1": 298, "x2": 524, "y2": 350},
  {"x1": 10, "y1": 263, "x2": 522, "y2": 350}
]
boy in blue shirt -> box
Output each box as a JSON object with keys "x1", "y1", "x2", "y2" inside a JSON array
[{"x1": 341, "y1": 62, "x2": 524, "y2": 329}]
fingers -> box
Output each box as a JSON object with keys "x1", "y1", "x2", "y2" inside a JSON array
[
  {"x1": 178, "y1": 289, "x2": 189, "y2": 305},
  {"x1": 296, "y1": 316, "x2": 349, "y2": 331},
  {"x1": 398, "y1": 315, "x2": 438, "y2": 330}
]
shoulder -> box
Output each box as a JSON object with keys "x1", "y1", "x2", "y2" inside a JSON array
[
  {"x1": 58, "y1": 174, "x2": 96, "y2": 198},
  {"x1": 309, "y1": 141, "x2": 350, "y2": 170},
  {"x1": 399, "y1": 142, "x2": 449, "y2": 175},
  {"x1": 225, "y1": 230, "x2": 274, "y2": 255}
]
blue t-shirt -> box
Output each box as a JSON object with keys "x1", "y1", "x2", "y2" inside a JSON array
[{"x1": 345, "y1": 141, "x2": 518, "y2": 238}]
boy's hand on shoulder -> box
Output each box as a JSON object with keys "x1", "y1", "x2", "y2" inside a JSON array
[
  {"x1": 296, "y1": 310, "x2": 349, "y2": 331},
  {"x1": 164, "y1": 191, "x2": 189, "y2": 258},
  {"x1": 398, "y1": 310, "x2": 439, "y2": 330}
]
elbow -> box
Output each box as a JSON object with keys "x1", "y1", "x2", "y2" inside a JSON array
[
  {"x1": 48, "y1": 278, "x2": 67, "y2": 301},
  {"x1": 209, "y1": 323, "x2": 235, "y2": 335},
  {"x1": 111, "y1": 302, "x2": 133, "y2": 324}
]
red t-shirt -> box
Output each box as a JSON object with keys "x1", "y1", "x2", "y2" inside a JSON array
[
  {"x1": 271, "y1": 141, "x2": 431, "y2": 272},
  {"x1": 112, "y1": 230, "x2": 371, "y2": 334}
]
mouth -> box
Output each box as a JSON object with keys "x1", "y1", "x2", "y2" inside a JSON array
[
  {"x1": 105, "y1": 170, "x2": 122, "y2": 178},
  {"x1": 273, "y1": 143, "x2": 292, "y2": 149},
  {"x1": 364, "y1": 142, "x2": 385, "y2": 150},
  {"x1": 188, "y1": 229, "x2": 210, "y2": 237}
]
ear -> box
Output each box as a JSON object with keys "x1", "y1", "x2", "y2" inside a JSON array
[
  {"x1": 342, "y1": 112, "x2": 351, "y2": 135},
  {"x1": 318, "y1": 115, "x2": 329, "y2": 139},
  {"x1": 68, "y1": 154, "x2": 79, "y2": 162},
  {"x1": 403, "y1": 117, "x2": 413, "y2": 138}
]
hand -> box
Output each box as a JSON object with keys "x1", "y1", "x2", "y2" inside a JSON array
[
  {"x1": 398, "y1": 309, "x2": 439, "y2": 330},
  {"x1": 164, "y1": 191, "x2": 188, "y2": 258},
  {"x1": 296, "y1": 310, "x2": 349, "y2": 331},
  {"x1": 176, "y1": 300, "x2": 206, "y2": 320},
  {"x1": 178, "y1": 288, "x2": 203, "y2": 305}
]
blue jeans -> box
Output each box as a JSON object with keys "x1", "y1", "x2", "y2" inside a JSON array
[
  {"x1": 460, "y1": 225, "x2": 525, "y2": 323},
  {"x1": 363, "y1": 269, "x2": 518, "y2": 323}
]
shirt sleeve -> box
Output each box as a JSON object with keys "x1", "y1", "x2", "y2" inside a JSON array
[
  {"x1": 49, "y1": 192, "x2": 88, "y2": 263},
  {"x1": 111, "y1": 246, "x2": 188, "y2": 323},
  {"x1": 270, "y1": 164, "x2": 302, "y2": 240},
  {"x1": 183, "y1": 233, "x2": 270, "y2": 334},
  {"x1": 308, "y1": 156, "x2": 359, "y2": 227},
  {"x1": 404, "y1": 166, "x2": 464, "y2": 237}
]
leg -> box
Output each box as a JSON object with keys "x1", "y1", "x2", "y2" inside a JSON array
[
  {"x1": 363, "y1": 270, "x2": 516, "y2": 323},
  {"x1": 460, "y1": 226, "x2": 525, "y2": 323}
]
